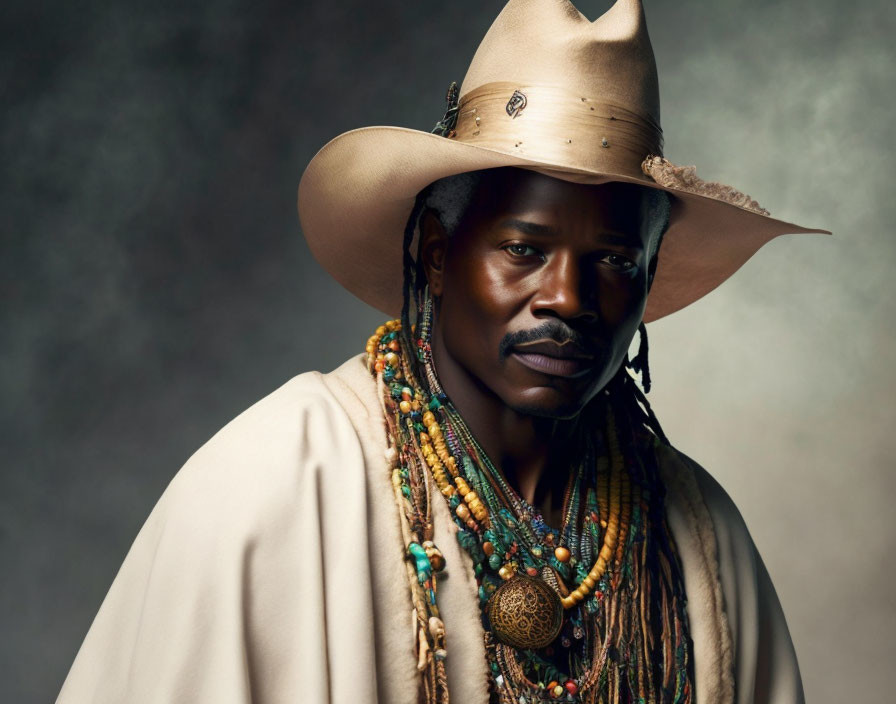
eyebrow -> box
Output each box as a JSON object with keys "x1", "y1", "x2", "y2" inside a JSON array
[{"x1": 498, "y1": 218, "x2": 643, "y2": 248}]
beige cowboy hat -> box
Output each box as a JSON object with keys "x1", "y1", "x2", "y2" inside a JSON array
[{"x1": 297, "y1": 0, "x2": 828, "y2": 322}]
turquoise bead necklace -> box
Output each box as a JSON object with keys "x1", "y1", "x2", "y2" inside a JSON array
[{"x1": 367, "y1": 300, "x2": 693, "y2": 703}]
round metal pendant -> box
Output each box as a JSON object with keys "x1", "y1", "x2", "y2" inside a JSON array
[{"x1": 486, "y1": 574, "x2": 563, "y2": 649}]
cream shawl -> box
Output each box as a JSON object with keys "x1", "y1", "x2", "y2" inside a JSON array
[{"x1": 58, "y1": 355, "x2": 804, "y2": 703}]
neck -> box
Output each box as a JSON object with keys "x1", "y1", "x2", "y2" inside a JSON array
[{"x1": 430, "y1": 321, "x2": 579, "y2": 516}]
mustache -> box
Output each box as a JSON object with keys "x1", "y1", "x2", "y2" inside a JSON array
[{"x1": 498, "y1": 320, "x2": 598, "y2": 361}]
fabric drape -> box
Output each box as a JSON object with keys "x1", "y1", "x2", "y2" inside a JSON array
[{"x1": 58, "y1": 355, "x2": 803, "y2": 703}]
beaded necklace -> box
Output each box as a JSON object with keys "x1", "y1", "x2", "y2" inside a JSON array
[{"x1": 366, "y1": 304, "x2": 693, "y2": 704}]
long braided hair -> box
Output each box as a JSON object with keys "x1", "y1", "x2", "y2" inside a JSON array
[{"x1": 387, "y1": 181, "x2": 694, "y2": 702}]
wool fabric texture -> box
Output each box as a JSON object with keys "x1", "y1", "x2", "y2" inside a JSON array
[{"x1": 58, "y1": 355, "x2": 804, "y2": 703}]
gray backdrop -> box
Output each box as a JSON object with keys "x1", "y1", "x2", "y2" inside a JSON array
[{"x1": 3, "y1": 0, "x2": 893, "y2": 701}]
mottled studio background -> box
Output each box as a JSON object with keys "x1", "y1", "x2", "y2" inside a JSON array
[{"x1": 2, "y1": 0, "x2": 893, "y2": 701}]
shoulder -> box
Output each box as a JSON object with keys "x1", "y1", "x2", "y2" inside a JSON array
[
  {"x1": 653, "y1": 441, "x2": 763, "y2": 642},
  {"x1": 155, "y1": 354, "x2": 382, "y2": 541},
  {"x1": 59, "y1": 357, "x2": 395, "y2": 701},
  {"x1": 654, "y1": 441, "x2": 755, "y2": 558},
  {"x1": 655, "y1": 446, "x2": 805, "y2": 703}
]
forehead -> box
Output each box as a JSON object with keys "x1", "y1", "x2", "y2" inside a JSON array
[{"x1": 464, "y1": 168, "x2": 647, "y2": 241}]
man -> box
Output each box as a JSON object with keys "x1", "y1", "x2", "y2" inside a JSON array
[{"x1": 59, "y1": 1, "x2": 826, "y2": 702}]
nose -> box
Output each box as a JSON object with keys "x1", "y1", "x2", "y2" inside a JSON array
[{"x1": 530, "y1": 251, "x2": 598, "y2": 323}]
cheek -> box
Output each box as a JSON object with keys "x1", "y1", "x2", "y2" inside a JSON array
[
  {"x1": 443, "y1": 254, "x2": 522, "y2": 325},
  {"x1": 595, "y1": 272, "x2": 649, "y2": 325},
  {"x1": 438, "y1": 255, "x2": 526, "y2": 372}
]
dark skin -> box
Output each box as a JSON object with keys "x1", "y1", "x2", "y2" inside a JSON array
[{"x1": 420, "y1": 168, "x2": 658, "y2": 523}]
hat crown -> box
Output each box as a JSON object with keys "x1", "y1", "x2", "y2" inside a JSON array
[{"x1": 459, "y1": 0, "x2": 660, "y2": 126}]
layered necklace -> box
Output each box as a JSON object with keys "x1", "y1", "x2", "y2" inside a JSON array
[{"x1": 366, "y1": 303, "x2": 693, "y2": 704}]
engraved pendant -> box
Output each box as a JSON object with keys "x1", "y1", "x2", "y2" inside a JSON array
[{"x1": 486, "y1": 575, "x2": 563, "y2": 649}]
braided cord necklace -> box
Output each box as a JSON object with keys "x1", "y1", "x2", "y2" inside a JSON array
[{"x1": 367, "y1": 307, "x2": 693, "y2": 704}]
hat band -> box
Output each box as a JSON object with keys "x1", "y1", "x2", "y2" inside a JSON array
[{"x1": 451, "y1": 82, "x2": 663, "y2": 181}]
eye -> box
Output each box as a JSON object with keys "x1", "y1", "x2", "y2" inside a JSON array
[
  {"x1": 504, "y1": 243, "x2": 542, "y2": 258},
  {"x1": 601, "y1": 253, "x2": 636, "y2": 273}
]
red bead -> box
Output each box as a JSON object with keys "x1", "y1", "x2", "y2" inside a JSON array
[{"x1": 564, "y1": 681, "x2": 578, "y2": 695}]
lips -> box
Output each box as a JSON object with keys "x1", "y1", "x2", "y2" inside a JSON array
[{"x1": 510, "y1": 340, "x2": 596, "y2": 379}]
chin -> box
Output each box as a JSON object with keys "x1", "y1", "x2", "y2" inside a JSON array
[
  {"x1": 497, "y1": 362, "x2": 613, "y2": 419},
  {"x1": 504, "y1": 388, "x2": 591, "y2": 420}
]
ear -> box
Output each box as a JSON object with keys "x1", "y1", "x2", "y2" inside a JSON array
[{"x1": 420, "y1": 208, "x2": 449, "y2": 296}]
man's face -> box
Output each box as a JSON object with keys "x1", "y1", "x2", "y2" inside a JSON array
[{"x1": 422, "y1": 168, "x2": 656, "y2": 419}]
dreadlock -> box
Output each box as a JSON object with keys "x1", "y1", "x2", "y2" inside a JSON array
[
  {"x1": 383, "y1": 180, "x2": 690, "y2": 704},
  {"x1": 399, "y1": 188, "x2": 431, "y2": 359}
]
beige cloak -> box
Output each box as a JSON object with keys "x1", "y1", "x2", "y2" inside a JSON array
[{"x1": 58, "y1": 355, "x2": 804, "y2": 703}]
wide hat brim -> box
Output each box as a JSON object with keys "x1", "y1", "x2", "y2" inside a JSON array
[{"x1": 298, "y1": 124, "x2": 829, "y2": 323}]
